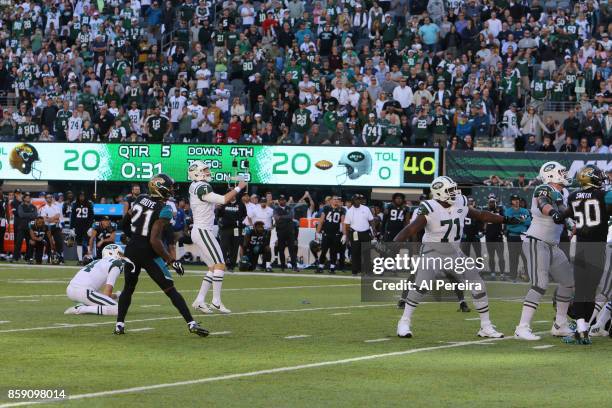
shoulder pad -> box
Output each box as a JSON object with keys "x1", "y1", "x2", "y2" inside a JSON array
[
  {"x1": 417, "y1": 203, "x2": 432, "y2": 216},
  {"x1": 160, "y1": 205, "x2": 173, "y2": 220},
  {"x1": 534, "y1": 185, "x2": 553, "y2": 198},
  {"x1": 195, "y1": 182, "x2": 212, "y2": 199}
]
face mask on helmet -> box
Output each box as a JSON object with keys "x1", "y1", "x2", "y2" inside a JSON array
[
  {"x1": 431, "y1": 177, "x2": 461, "y2": 204},
  {"x1": 336, "y1": 151, "x2": 372, "y2": 184},
  {"x1": 540, "y1": 162, "x2": 571, "y2": 186},
  {"x1": 188, "y1": 161, "x2": 213, "y2": 182}
]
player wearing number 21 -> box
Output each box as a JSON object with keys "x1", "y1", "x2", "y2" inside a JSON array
[{"x1": 393, "y1": 176, "x2": 523, "y2": 339}]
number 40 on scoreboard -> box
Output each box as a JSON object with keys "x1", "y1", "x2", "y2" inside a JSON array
[{"x1": 400, "y1": 149, "x2": 439, "y2": 187}]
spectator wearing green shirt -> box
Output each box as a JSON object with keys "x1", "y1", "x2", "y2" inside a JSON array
[{"x1": 291, "y1": 101, "x2": 312, "y2": 144}]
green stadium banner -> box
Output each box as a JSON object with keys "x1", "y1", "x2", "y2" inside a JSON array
[
  {"x1": 0, "y1": 143, "x2": 440, "y2": 187},
  {"x1": 446, "y1": 151, "x2": 611, "y2": 183}
]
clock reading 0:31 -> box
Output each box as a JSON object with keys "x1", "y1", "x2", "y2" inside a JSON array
[{"x1": 121, "y1": 162, "x2": 163, "y2": 179}]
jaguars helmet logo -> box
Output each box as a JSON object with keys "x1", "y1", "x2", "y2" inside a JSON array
[
  {"x1": 148, "y1": 173, "x2": 177, "y2": 199},
  {"x1": 9, "y1": 143, "x2": 41, "y2": 179},
  {"x1": 576, "y1": 165, "x2": 604, "y2": 189}
]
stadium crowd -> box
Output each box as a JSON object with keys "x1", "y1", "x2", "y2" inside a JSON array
[{"x1": 0, "y1": 0, "x2": 609, "y2": 150}]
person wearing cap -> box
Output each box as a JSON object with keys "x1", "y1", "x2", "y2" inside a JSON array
[
  {"x1": 217, "y1": 187, "x2": 247, "y2": 272},
  {"x1": 273, "y1": 195, "x2": 299, "y2": 272},
  {"x1": 88, "y1": 216, "x2": 117, "y2": 260},
  {"x1": 40, "y1": 193, "x2": 64, "y2": 264},
  {"x1": 504, "y1": 194, "x2": 530, "y2": 282},
  {"x1": 344, "y1": 194, "x2": 374, "y2": 275},
  {"x1": 362, "y1": 112, "x2": 382, "y2": 145},
  {"x1": 247, "y1": 195, "x2": 274, "y2": 232}
]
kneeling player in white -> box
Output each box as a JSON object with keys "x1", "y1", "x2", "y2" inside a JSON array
[
  {"x1": 394, "y1": 176, "x2": 524, "y2": 338},
  {"x1": 514, "y1": 162, "x2": 575, "y2": 340},
  {"x1": 64, "y1": 244, "x2": 133, "y2": 316},
  {"x1": 188, "y1": 160, "x2": 247, "y2": 314}
]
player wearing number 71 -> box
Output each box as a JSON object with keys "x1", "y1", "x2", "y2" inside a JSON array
[{"x1": 393, "y1": 176, "x2": 524, "y2": 339}]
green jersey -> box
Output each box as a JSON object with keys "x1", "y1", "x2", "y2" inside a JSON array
[
  {"x1": 292, "y1": 108, "x2": 312, "y2": 133},
  {"x1": 384, "y1": 123, "x2": 401, "y2": 146},
  {"x1": 531, "y1": 79, "x2": 548, "y2": 100}
]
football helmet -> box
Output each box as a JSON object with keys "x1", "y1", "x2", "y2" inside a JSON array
[
  {"x1": 188, "y1": 160, "x2": 213, "y2": 182},
  {"x1": 430, "y1": 176, "x2": 461, "y2": 204},
  {"x1": 63, "y1": 228, "x2": 76, "y2": 247},
  {"x1": 576, "y1": 165, "x2": 604, "y2": 189},
  {"x1": 49, "y1": 251, "x2": 61, "y2": 265},
  {"x1": 148, "y1": 173, "x2": 177, "y2": 199},
  {"x1": 9, "y1": 143, "x2": 41, "y2": 179},
  {"x1": 102, "y1": 244, "x2": 123, "y2": 259},
  {"x1": 337, "y1": 150, "x2": 372, "y2": 184},
  {"x1": 539, "y1": 161, "x2": 571, "y2": 186},
  {"x1": 309, "y1": 239, "x2": 321, "y2": 256},
  {"x1": 239, "y1": 255, "x2": 252, "y2": 271}
]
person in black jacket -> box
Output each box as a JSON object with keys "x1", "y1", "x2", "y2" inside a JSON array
[
  {"x1": 484, "y1": 195, "x2": 506, "y2": 280},
  {"x1": 216, "y1": 190, "x2": 247, "y2": 271},
  {"x1": 0, "y1": 187, "x2": 7, "y2": 259},
  {"x1": 273, "y1": 195, "x2": 298, "y2": 271},
  {"x1": 70, "y1": 191, "x2": 94, "y2": 264},
  {"x1": 12, "y1": 193, "x2": 37, "y2": 262}
]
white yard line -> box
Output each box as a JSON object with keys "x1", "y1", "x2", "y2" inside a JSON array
[
  {"x1": 0, "y1": 284, "x2": 359, "y2": 300},
  {"x1": 532, "y1": 345, "x2": 555, "y2": 350},
  {"x1": 16, "y1": 299, "x2": 40, "y2": 302},
  {"x1": 284, "y1": 335, "x2": 311, "y2": 339},
  {"x1": 533, "y1": 320, "x2": 550, "y2": 323},
  {"x1": 209, "y1": 331, "x2": 231, "y2": 336},
  {"x1": 139, "y1": 305, "x2": 161, "y2": 308},
  {"x1": 464, "y1": 318, "x2": 480, "y2": 321},
  {"x1": 0, "y1": 321, "x2": 9, "y2": 324},
  {"x1": 330, "y1": 312, "x2": 351, "y2": 316},
  {"x1": 0, "y1": 304, "x2": 393, "y2": 334},
  {"x1": 0, "y1": 332, "x2": 545, "y2": 408},
  {"x1": 364, "y1": 338, "x2": 390, "y2": 343},
  {"x1": 129, "y1": 327, "x2": 154, "y2": 332}
]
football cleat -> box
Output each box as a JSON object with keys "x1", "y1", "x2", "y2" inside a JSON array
[
  {"x1": 514, "y1": 325, "x2": 541, "y2": 341},
  {"x1": 458, "y1": 301, "x2": 471, "y2": 313},
  {"x1": 397, "y1": 298, "x2": 406, "y2": 309},
  {"x1": 189, "y1": 322, "x2": 210, "y2": 337},
  {"x1": 397, "y1": 318, "x2": 412, "y2": 338},
  {"x1": 329, "y1": 267, "x2": 336, "y2": 275},
  {"x1": 192, "y1": 302, "x2": 213, "y2": 314},
  {"x1": 265, "y1": 267, "x2": 273, "y2": 273},
  {"x1": 551, "y1": 322, "x2": 574, "y2": 337},
  {"x1": 316, "y1": 267, "x2": 324, "y2": 274},
  {"x1": 588, "y1": 326, "x2": 609, "y2": 337},
  {"x1": 113, "y1": 325, "x2": 125, "y2": 335},
  {"x1": 64, "y1": 305, "x2": 83, "y2": 315},
  {"x1": 562, "y1": 331, "x2": 592, "y2": 345},
  {"x1": 478, "y1": 325, "x2": 504, "y2": 338},
  {"x1": 292, "y1": 266, "x2": 299, "y2": 272},
  {"x1": 210, "y1": 303, "x2": 231, "y2": 314}
]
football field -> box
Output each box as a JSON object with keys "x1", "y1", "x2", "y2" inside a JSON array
[{"x1": 1, "y1": 265, "x2": 610, "y2": 408}]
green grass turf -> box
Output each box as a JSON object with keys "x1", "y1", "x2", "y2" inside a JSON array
[{"x1": 0, "y1": 265, "x2": 610, "y2": 408}]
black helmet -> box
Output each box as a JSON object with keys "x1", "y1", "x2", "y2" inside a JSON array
[
  {"x1": 576, "y1": 165, "x2": 604, "y2": 189},
  {"x1": 309, "y1": 240, "x2": 321, "y2": 256},
  {"x1": 148, "y1": 173, "x2": 176, "y2": 199}
]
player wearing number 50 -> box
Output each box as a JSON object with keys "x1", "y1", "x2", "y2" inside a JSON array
[
  {"x1": 114, "y1": 174, "x2": 209, "y2": 337},
  {"x1": 188, "y1": 160, "x2": 248, "y2": 315},
  {"x1": 394, "y1": 176, "x2": 523, "y2": 339}
]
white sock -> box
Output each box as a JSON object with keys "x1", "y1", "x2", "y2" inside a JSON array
[
  {"x1": 555, "y1": 301, "x2": 570, "y2": 326},
  {"x1": 330, "y1": 264, "x2": 336, "y2": 269},
  {"x1": 319, "y1": 263, "x2": 324, "y2": 268},
  {"x1": 401, "y1": 303, "x2": 416, "y2": 321},
  {"x1": 76, "y1": 246, "x2": 83, "y2": 261},
  {"x1": 594, "y1": 303, "x2": 612, "y2": 328},
  {"x1": 79, "y1": 305, "x2": 117, "y2": 315},
  {"x1": 589, "y1": 301, "x2": 605, "y2": 324},
  {"x1": 212, "y1": 269, "x2": 224, "y2": 306},
  {"x1": 473, "y1": 300, "x2": 491, "y2": 327},
  {"x1": 266, "y1": 262, "x2": 271, "y2": 268},
  {"x1": 188, "y1": 321, "x2": 196, "y2": 328},
  {"x1": 519, "y1": 305, "x2": 537, "y2": 327},
  {"x1": 195, "y1": 272, "x2": 213, "y2": 304},
  {"x1": 576, "y1": 318, "x2": 589, "y2": 333}
]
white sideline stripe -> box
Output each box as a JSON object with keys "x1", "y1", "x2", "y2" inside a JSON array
[
  {"x1": 0, "y1": 333, "x2": 545, "y2": 408},
  {"x1": 0, "y1": 284, "x2": 359, "y2": 300},
  {"x1": 364, "y1": 338, "x2": 390, "y2": 343},
  {"x1": 0, "y1": 304, "x2": 393, "y2": 334},
  {"x1": 139, "y1": 305, "x2": 161, "y2": 308},
  {"x1": 129, "y1": 327, "x2": 154, "y2": 332},
  {"x1": 284, "y1": 335, "x2": 311, "y2": 339},
  {"x1": 0, "y1": 264, "x2": 359, "y2": 279},
  {"x1": 210, "y1": 331, "x2": 231, "y2": 336},
  {"x1": 532, "y1": 345, "x2": 554, "y2": 349},
  {"x1": 330, "y1": 312, "x2": 351, "y2": 316}
]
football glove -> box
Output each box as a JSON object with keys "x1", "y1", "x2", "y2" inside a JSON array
[
  {"x1": 503, "y1": 216, "x2": 522, "y2": 225},
  {"x1": 340, "y1": 235, "x2": 347, "y2": 245},
  {"x1": 549, "y1": 209, "x2": 566, "y2": 224},
  {"x1": 170, "y1": 260, "x2": 185, "y2": 276}
]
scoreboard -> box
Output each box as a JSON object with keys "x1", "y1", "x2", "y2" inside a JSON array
[{"x1": 0, "y1": 143, "x2": 440, "y2": 188}]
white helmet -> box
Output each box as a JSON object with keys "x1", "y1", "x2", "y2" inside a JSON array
[
  {"x1": 188, "y1": 160, "x2": 213, "y2": 182},
  {"x1": 102, "y1": 244, "x2": 123, "y2": 259},
  {"x1": 539, "y1": 161, "x2": 571, "y2": 186},
  {"x1": 336, "y1": 150, "x2": 372, "y2": 184},
  {"x1": 431, "y1": 176, "x2": 461, "y2": 204}
]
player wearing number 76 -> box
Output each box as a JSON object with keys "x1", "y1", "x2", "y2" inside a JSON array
[{"x1": 393, "y1": 176, "x2": 523, "y2": 339}]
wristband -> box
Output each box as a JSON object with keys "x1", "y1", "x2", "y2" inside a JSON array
[{"x1": 234, "y1": 186, "x2": 241, "y2": 193}]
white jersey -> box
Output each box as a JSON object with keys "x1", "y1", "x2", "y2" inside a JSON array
[
  {"x1": 168, "y1": 95, "x2": 187, "y2": 122},
  {"x1": 189, "y1": 181, "x2": 218, "y2": 230},
  {"x1": 67, "y1": 116, "x2": 82, "y2": 141},
  {"x1": 418, "y1": 195, "x2": 469, "y2": 251},
  {"x1": 525, "y1": 184, "x2": 566, "y2": 245},
  {"x1": 69, "y1": 257, "x2": 124, "y2": 290},
  {"x1": 128, "y1": 108, "x2": 142, "y2": 134}
]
